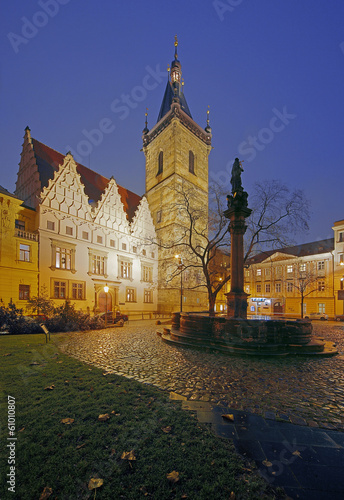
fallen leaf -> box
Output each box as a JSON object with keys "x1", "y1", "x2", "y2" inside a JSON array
[
  {"x1": 3, "y1": 353, "x2": 12, "y2": 356},
  {"x1": 292, "y1": 450, "x2": 302, "y2": 458},
  {"x1": 64, "y1": 380, "x2": 69, "y2": 384},
  {"x1": 44, "y1": 385, "x2": 55, "y2": 390},
  {"x1": 161, "y1": 426, "x2": 172, "y2": 433},
  {"x1": 98, "y1": 413, "x2": 110, "y2": 422},
  {"x1": 222, "y1": 414, "x2": 235, "y2": 422},
  {"x1": 19, "y1": 427, "x2": 25, "y2": 432},
  {"x1": 76, "y1": 443, "x2": 86, "y2": 449},
  {"x1": 121, "y1": 450, "x2": 136, "y2": 461},
  {"x1": 167, "y1": 470, "x2": 179, "y2": 483},
  {"x1": 88, "y1": 478, "x2": 104, "y2": 490},
  {"x1": 262, "y1": 460, "x2": 273, "y2": 467},
  {"x1": 39, "y1": 486, "x2": 53, "y2": 499},
  {"x1": 61, "y1": 418, "x2": 74, "y2": 425}
]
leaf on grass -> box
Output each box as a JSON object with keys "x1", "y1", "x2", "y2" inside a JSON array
[
  {"x1": 3, "y1": 353, "x2": 12, "y2": 356},
  {"x1": 64, "y1": 380, "x2": 69, "y2": 384},
  {"x1": 98, "y1": 413, "x2": 110, "y2": 422},
  {"x1": 111, "y1": 410, "x2": 120, "y2": 415},
  {"x1": 262, "y1": 459, "x2": 273, "y2": 467},
  {"x1": 61, "y1": 418, "x2": 74, "y2": 425},
  {"x1": 39, "y1": 486, "x2": 53, "y2": 500},
  {"x1": 121, "y1": 450, "x2": 136, "y2": 461},
  {"x1": 44, "y1": 385, "x2": 55, "y2": 391},
  {"x1": 222, "y1": 414, "x2": 235, "y2": 422},
  {"x1": 88, "y1": 478, "x2": 104, "y2": 490},
  {"x1": 161, "y1": 426, "x2": 172, "y2": 433},
  {"x1": 19, "y1": 427, "x2": 25, "y2": 433},
  {"x1": 76, "y1": 443, "x2": 86, "y2": 450},
  {"x1": 292, "y1": 450, "x2": 302, "y2": 458},
  {"x1": 167, "y1": 470, "x2": 179, "y2": 483}
]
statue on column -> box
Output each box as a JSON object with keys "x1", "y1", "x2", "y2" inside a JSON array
[{"x1": 227, "y1": 158, "x2": 248, "y2": 209}]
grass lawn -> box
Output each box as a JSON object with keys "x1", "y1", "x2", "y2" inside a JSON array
[{"x1": 0, "y1": 333, "x2": 284, "y2": 499}]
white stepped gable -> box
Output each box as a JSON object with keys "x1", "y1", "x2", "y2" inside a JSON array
[
  {"x1": 93, "y1": 177, "x2": 130, "y2": 233},
  {"x1": 40, "y1": 153, "x2": 93, "y2": 221},
  {"x1": 131, "y1": 196, "x2": 156, "y2": 240}
]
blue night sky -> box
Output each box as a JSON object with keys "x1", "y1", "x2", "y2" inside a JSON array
[{"x1": 1, "y1": 0, "x2": 343, "y2": 244}]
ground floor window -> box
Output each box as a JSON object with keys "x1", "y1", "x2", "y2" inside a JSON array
[
  {"x1": 54, "y1": 281, "x2": 67, "y2": 299},
  {"x1": 52, "y1": 279, "x2": 86, "y2": 300},
  {"x1": 318, "y1": 303, "x2": 326, "y2": 313},
  {"x1": 19, "y1": 284, "x2": 30, "y2": 300},
  {"x1": 72, "y1": 282, "x2": 85, "y2": 300}
]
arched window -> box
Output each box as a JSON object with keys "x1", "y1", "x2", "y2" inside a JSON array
[
  {"x1": 157, "y1": 151, "x2": 163, "y2": 175},
  {"x1": 189, "y1": 150, "x2": 195, "y2": 174}
]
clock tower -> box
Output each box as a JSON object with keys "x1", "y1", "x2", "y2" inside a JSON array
[{"x1": 142, "y1": 38, "x2": 212, "y2": 312}]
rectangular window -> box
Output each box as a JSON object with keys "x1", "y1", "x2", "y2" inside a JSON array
[
  {"x1": 15, "y1": 219, "x2": 25, "y2": 230},
  {"x1": 97, "y1": 236, "x2": 103, "y2": 244},
  {"x1": 151, "y1": 252, "x2": 155, "y2": 259},
  {"x1": 56, "y1": 247, "x2": 71, "y2": 270},
  {"x1": 142, "y1": 265, "x2": 153, "y2": 282},
  {"x1": 126, "y1": 288, "x2": 136, "y2": 302},
  {"x1": 245, "y1": 269, "x2": 250, "y2": 278},
  {"x1": 156, "y1": 211, "x2": 162, "y2": 223},
  {"x1": 66, "y1": 226, "x2": 73, "y2": 236},
  {"x1": 110, "y1": 239, "x2": 115, "y2": 248},
  {"x1": 122, "y1": 243, "x2": 127, "y2": 251},
  {"x1": 54, "y1": 281, "x2": 67, "y2": 299},
  {"x1": 318, "y1": 281, "x2": 325, "y2": 292},
  {"x1": 19, "y1": 244, "x2": 30, "y2": 262},
  {"x1": 265, "y1": 268, "x2": 271, "y2": 277},
  {"x1": 276, "y1": 266, "x2": 282, "y2": 276},
  {"x1": 133, "y1": 246, "x2": 137, "y2": 253},
  {"x1": 265, "y1": 283, "x2": 271, "y2": 293},
  {"x1": 144, "y1": 289, "x2": 153, "y2": 303},
  {"x1": 256, "y1": 269, "x2": 262, "y2": 276},
  {"x1": 72, "y1": 282, "x2": 84, "y2": 300},
  {"x1": 121, "y1": 261, "x2": 132, "y2": 279},
  {"x1": 245, "y1": 285, "x2": 250, "y2": 294},
  {"x1": 256, "y1": 284, "x2": 261, "y2": 293},
  {"x1": 92, "y1": 255, "x2": 106, "y2": 275},
  {"x1": 317, "y1": 261, "x2": 325, "y2": 270},
  {"x1": 275, "y1": 283, "x2": 281, "y2": 293},
  {"x1": 299, "y1": 263, "x2": 306, "y2": 272},
  {"x1": 318, "y1": 303, "x2": 325, "y2": 313},
  {"x1": 47, "y1": 220, "x2": 55, "y2": 230},
  {"x1": 287, "y1": 282, "x2": 293, "y2": 292},
  {"x1": 287, "y1": 265, "x2": 293, "y2": 273},
  {"x1": 82, "y1": 231, "x2": 89, "y2": 240},
  {"x1": 142, "y1": 249, "x2": 146, "y2": 256},
  {"x1": 19, "y1": 284, "x2": 30, "y2": 300},
  {"x1": 339, "y1": 232, "x2": 343, "y2": 242},
  {"x1": 339, "y1": 254, "x2": 344, "y2": 265}
]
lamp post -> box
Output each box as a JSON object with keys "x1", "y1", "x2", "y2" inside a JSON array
[
  {"x1": 175, "y1": 255, "x2": 183, "y2": 312},
  {"x1": 104, "y1": 284, "x2": 109, "y2": 327}
]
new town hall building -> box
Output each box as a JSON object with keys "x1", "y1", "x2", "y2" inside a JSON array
[{"x1": 1, "y1": 41, "x2": 343, "y2": 319}]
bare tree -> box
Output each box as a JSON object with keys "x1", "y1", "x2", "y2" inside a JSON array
[{"x1": 286, "y1": 264, "x2": 324, "y2": 318}]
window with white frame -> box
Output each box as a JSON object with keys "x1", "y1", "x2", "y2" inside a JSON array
[
  {"x1": 120, "y1": 260, "x2": 132, "y2": 279},
  {"x1": 72, "y1": 282, "x2": 85, "y2": 300},
  {"x1": 144, "y1": 289, "x2": 153, "y2": 303},
  {"x1": 317, "y1": 261, "x2": 325, "y2": 270},
  {"x1": 256, "y1": 284, "x2": 261, "y2": 293},
  {"x1": 276, "y1": 266, "x2": 282, "y2": 276},
  {"x1": 318, "y1": 280, "x2": 325, "y2": 292},
  {"x1": 51, "y1": 240, "x2": 76, "y2": 272},
  {"x1": 126, "y1": 288, "x2": 136, "y2": 302},
  {"x1": 265, "y1": 268, "x2": 271, "y2": 277},
  {"x1": 287, "y1": 282, "x2": 293, "y2": 292},
  {"x1": 275, "y1": 282, "x2": 281, "y2": 293},
  {"x1": 54, "y1": 280, "x2": 67, "y2": 299},
  {"x1": 265, "y1": 283, "x2": 271, "y2": 293},
  {"x1": 287, "y1": 265, "x2": 293, "y2": 273},
  {"x1": 318, "y1": 303, "x2": 325, "y2": 313},
  {"x1": 19, "y1": 243, "x2": 30, "y2": 262},
  {"x1": 88, "y1": 249, "x2": 107, "y2": 277},
  {"x1": 256, "y1": 269, "x2": 262, "y2": 276},
  {"x1": 299, "y1": 263, "x2": 306, "y2": 272},
  {"x1": 142, "y1": 265, "x2": 153, "y2": 282}
]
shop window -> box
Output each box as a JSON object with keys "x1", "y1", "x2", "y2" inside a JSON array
[
  {"x1": 19, "y1": 284, "x2": 30, "y2": 300},
  {"x1": 19, "y1": 244, "x2": 30, "y2": 262}
]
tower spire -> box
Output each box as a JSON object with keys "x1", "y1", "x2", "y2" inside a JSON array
[{"x1": 174, "y1": 34, "x2": 178, "y2": 60}]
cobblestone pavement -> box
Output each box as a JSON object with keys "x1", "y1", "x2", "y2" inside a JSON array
[{"x1": 58, "y1": 321, "x2": 344, "y2": 430}]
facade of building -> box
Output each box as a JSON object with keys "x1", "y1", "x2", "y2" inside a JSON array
[
  {"x1": 0, "y1": 186, "x2": 38, "y2": 308},
  {"x1": 142, "y1": 39, "x2": 212, "y2": 312}
]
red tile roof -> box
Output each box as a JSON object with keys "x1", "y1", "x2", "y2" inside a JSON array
[{"x1": 31, "y1": 138, "x2": 142, "y2": 221}]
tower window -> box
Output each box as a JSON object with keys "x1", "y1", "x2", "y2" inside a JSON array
[
  {"x1": 189, "y1": 151, "x2": 195, "y2": 174},
  {"x1": 157, "y1": 151, "x2": 163, "y2": 175}
]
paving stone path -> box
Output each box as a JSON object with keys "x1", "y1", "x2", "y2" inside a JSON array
[{"x1": 58, "y1": 321, "x2": 344, "y2": 430}]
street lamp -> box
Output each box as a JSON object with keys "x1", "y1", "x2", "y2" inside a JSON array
[
  {"x1": 104, "y1": 284, "x2": 109, "y2": 327},
  {"x1": 175, "y1": 255, "x2": 184, "y2": 312}
]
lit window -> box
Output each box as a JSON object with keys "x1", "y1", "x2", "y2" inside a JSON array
[
  {"x1": 287, "y1": 265, "x2": 293, "y2": 273},
  {"x1": 144, "y1": 289, "x2": 153, "y2": 303},
  {"x1": 318, "y1": 303, "x2": 325, "y2": 313},
  {"x1": 318, "y1": 281, "x2": 325, "y2": 292},
  {"x1": 92, "y1": 255, "x2": 106, "y2": 275},
  {"x1": 339, "y1": 254, "x2": 344, "y2": 265},
  {"x1": 120, "y1": 261, "x2": 132, "y2": 279},
  {"x1": 256, "y1": 269, "x2": 262, "y2": 276},
  {"x1": 19, "y1": 244, "x2": 30, "y2": 262},
  {"x1": 47, "y1": 220, "x2": 55, "y2": 230},
  {"x1": 142, "y1": 265, "x2": 153, "y2": 282},
  {"x1": 245, "y1": 285, "x2": 250, "y2": 293},
  {"x1": 126, "y1": 288, "x2": 136, "y2": 302},
  {"x1": 72, "y1": 282, "x2": 84, "y2": 300},
  {"x1": 245, "y1": 269, "x2": 250, "y2": 278},
  {"x1": 56, "y1": 247, "x2": 71, "y2": 270},
  {"x1": 299, "y1": 263, "x2": 306, "y2": 272},
  {"x1": 19, "y1": 284, "x2": 30, "y2": 300},
  {"x1": 54, "y1": 281, "x2": 67, "y2": 299}
]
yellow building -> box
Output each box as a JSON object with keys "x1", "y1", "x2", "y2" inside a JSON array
[
  {"x1": 142, "y1": 38, "x2": 212, "y2": 313},
  {"x1": 0, "y1": 186, "x2": 38, "y2": 309}
]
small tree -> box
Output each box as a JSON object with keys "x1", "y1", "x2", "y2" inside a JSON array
[
  {"x1": 288, "y1": 267, "x2": 322, "y2": 318},
  {"x1": 26, "y1": 285, "x2": 54, "y2": 316}
]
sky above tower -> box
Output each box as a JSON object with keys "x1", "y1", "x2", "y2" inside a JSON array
[{"x1": 1, "y1": 0, "x2": 343, "y2": 244}]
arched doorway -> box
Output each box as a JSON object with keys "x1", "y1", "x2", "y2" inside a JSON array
[
  {"x1": 98, "y1": 291, "x2": 112, "y2": 313},
  {"x1": 274, "y1": 301, "x2": 283, "y2": 315}
]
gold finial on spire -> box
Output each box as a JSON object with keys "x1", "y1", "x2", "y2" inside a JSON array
[
  {"x1": 174, "y1": 35, "x2": 178, "y2": 59},
  {"x1": 174, "y1": 34, "x2": 178, "y2": 47},
  {"x1": 182, "y1": 78, "x2": 184, "y2": 87},
  {"x1": 145, "y1": 107, "x2": 148, "y2": 126},
  {"x1": 167, "y1": 64, "x2": 170, "y2": 72},
  {"x1": 207, "y1": 105, "x2": 210, "y2": 125}
]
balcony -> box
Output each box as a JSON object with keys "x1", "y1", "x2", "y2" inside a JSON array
[{"x1": 14, "y1": 229, "x2": 38, "y2": 241}]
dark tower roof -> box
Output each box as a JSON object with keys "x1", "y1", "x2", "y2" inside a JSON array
[{"x1": 157, "y1": 37, "x2": 192, "y2": 123}]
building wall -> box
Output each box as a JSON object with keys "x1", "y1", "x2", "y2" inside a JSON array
[{"x1": 0, "y1": 191, "x2": 38, "y2": 309}]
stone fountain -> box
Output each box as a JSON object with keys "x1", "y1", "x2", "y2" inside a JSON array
[{"x1": 158, "y1": 159, "x2": 337, "y2": 357}]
